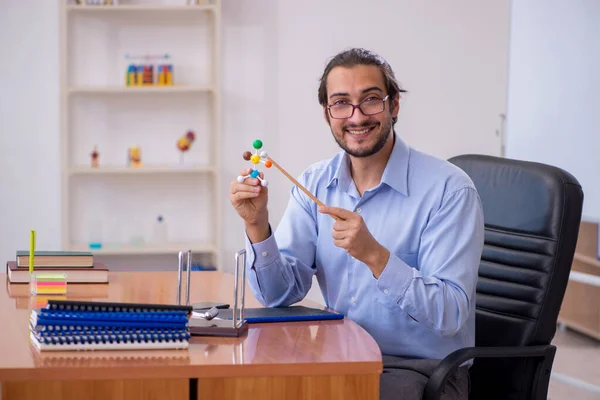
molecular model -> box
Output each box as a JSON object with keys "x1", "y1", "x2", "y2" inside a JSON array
[
  {"x1": 237, "y1": 139, "x2": 272, "y2": 187},
  {"x1": 177, "y1": 130, "x2": 196, "y2": 164}
]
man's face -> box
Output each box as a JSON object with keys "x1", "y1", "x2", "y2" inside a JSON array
[{"x1": 324, "y1": 65, "x2": 399, "y2": 158}]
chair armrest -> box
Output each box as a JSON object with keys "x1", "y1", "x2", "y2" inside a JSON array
[{"x1": 422, "y1": 344, "x2": 556, "y2": 400}]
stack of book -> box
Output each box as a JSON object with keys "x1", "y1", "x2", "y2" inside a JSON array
[
  {"x1": 6, "y1": 250, "x2": 108, "y2": 283},
  {"x1": 29, "y1": 299, "x2": 193, "y2": 351}
]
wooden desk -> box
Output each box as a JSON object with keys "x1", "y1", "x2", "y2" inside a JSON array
[{"x1": 1, "y1": 271, "x2": 382, "y2": 400}]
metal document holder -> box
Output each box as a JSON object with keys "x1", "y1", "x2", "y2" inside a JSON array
[{"x1": 183, "y1": 249, "x2": 249, "y2": 337}]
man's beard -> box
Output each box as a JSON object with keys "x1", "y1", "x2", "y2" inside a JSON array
[{"x1": 331, "y1": 116, "x2": 393, "y2": 158}]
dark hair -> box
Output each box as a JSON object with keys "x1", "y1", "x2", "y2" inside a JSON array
[{"x1": 318, "y1": 48, "x2": 406, "y2": 124}]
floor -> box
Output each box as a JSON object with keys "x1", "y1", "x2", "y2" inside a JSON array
[{"x1": 548, "y1": 326, "x2": 600, "y2": 399}]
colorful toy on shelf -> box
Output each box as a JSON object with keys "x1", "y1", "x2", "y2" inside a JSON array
[
  {"x1": 128, "y1": 146, "x2": 142, "y2": 168},
  {"x1": 177, "y1": 130, "x2": 196, "y2": 164},
  {"x1": 237, "y1": 139, "x2": 271, "y2": 187},
  {"x1": 141, "y1": 65, "x2": 153, "y2": 85},
  {"x1": 158, "y1": 64, "x2": 173, "y2": 86},
  {"x1": 90, "y1": 146, "x2": 99, "y2": 168},
  {"x1": 125, "y1": 53, "x2": 173, "y2": 87},
  {"x1": 126, "y1": 65, "x2": 136, "y2": 86}
]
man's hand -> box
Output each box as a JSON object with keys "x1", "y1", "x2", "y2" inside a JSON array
[
  {"x1": 318, "y1": 206, "x2": 390, "y2": 278},
  {"x1": 230, "y1": 168, "x2": 270, "y2": 243}
]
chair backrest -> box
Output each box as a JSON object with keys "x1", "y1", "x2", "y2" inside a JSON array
[{"x1": 448, "y1": 154, "x2": 583, "y2": 399}]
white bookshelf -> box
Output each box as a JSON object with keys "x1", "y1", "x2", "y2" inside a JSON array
[
  {"x1": 60, "y1": 0, "x2": 222, "y2": 269},
  {"x1": 68, "y1": 85, "x2": 214, "y2": 94},
  {"x1": 68, "y1": 165, "x2": 217, "y2": 175},
  {"x1": 66, "y1": 4, "x2": 217, "y2": 12}
]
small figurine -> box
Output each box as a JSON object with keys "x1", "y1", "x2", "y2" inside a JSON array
[
  {"x1": 128, "y1": 146, "x2": 142, "y2": 168},
  {"x1": 126, "y1": 64, "x2": 137, "y2": 86},
  {"x1": 90, "y1": 146, "x2": 99, "y2": 168},
  {"x1": 158, "y1": 62, "x2": 174, "y2": 86},
  {"x1": 177, "y1": 130, "x2": 196, "y2": 164},
  {"x1": 237, "y1": 139, "x2": 271, "y2": 186}
]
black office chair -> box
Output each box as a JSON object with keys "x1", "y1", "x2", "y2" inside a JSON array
[{"x1": 423, "y1": 155, "x2": 584, "y2": 400}]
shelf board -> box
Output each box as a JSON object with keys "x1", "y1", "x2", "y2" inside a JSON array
[
  {"x1": 68, "y1": 165, "x2": 217, "y2": 176},
  {"x1": 557, "y1": 318, "x2": 600, "y2": 340},
  {"x1": 66, "y1": 4, "x2": 217, "y2": 12},
  {"x1": 69, "y1": 242, "x2": 217, "y2": 256},
  {"x1": 574, "y1": 253, "x2": 600, "y2": 269},
  {"x1": 68, "y1": 85, "x2": 214, "y2": 95}
]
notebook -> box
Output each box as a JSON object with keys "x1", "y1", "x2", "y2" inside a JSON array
[
  {"x1": 30, "y1": 310, "x2": 189, "y2": 330},
  {"x1": 6, "y1": 261, "x2": 108, "y2": 283},
  {"x1": 16, "y1": 250, "x2": 94, "y2": 268},
  {"x1": 29, "y1": 299, "x2": 193, "y2": 351},
  {"x1": 29, "y1": 332, "x2": 190, "y2": 351},
  {"x1": 44, "y1": 299, "x2": 193, "y2": 313},
  {"x1": 217, "y1": 306, "x2": 344, "y2": 323}
]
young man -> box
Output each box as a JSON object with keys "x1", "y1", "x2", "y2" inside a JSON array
[{"x1": 229, "y1": 48, "x2": 484, "y2": 400}]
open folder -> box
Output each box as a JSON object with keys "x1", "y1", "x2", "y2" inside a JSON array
[{"x1": 218, "y1": 306, "x2": 344, "y2": 323}]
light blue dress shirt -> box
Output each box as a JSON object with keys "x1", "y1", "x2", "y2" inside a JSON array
[{"x1": 244, "y1": 134, "x2": 484, "y2": 360}]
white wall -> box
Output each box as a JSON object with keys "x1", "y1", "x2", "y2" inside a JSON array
[
  {"x1": 0, "y1": 1, "x2": 62, "y2": 262},
  {"x1": 1, "y1": 1, "x2": 510, "y2": 304},
  {"x1": 506, "y1": 0, "x2": 600, "y2": 222},
  {"x1": 220, "y1": 0, "x2": 511, "y2": 266}
]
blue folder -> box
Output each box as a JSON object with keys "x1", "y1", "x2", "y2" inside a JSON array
[{"x1": 219, "y1": 306, "x2": 344, "y2": 323}]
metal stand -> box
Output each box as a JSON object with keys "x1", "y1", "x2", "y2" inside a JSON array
[
  {"x1": 188, "y1": 249, "x2": 249, "y2": 337},
  {"x1": 177, "y1": 250, "x2": 192, "y2": 306}
]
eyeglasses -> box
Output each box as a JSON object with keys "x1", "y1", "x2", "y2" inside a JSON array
[{"x1": 327, "y1": 95, "x2": 389, "y2": 119}]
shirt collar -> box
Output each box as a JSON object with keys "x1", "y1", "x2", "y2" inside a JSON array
[
  {"x1": 327, "y1": 151, "x2": 354, "y2": 193},
  {"x1": 326, "y1": 133, "x2": 410, "y2": 196},
  {"x1": 381, "y1": 133, "x2": 409, "y2": 196}
]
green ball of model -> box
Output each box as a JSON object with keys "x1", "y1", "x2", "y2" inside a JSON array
[{"x1": 252, "y1": 139, "x2": 263, "y2": 150}]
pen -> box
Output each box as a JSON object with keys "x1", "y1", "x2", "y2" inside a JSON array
[{"x1": 29, "y1": 229, "x2": 35, "y2": 274}]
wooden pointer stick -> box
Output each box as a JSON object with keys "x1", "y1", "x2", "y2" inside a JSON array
[{"x1": 267, "y1": 157, "x2": 341, "y2": 221}]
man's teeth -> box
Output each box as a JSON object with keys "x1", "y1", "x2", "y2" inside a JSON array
[{"x1": 348, "y1": 127, "x2": 371, "y2": 135}]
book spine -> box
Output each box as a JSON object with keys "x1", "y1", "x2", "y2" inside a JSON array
[
  {"x1": 34, "y1": 331, "x2": 191, "y2": 345},
  {"x1": 31, "y1": 319, "x2": 188, "y2": 330},
  {"x1": 36, "y1": 326, "x2": 188, "y2": 337},
  {"x1": 39, "y1": 310, "x2": 189, "y2": 322},
  {"x1": 46, "y1": 299, "x2": 192, "y2": 313},
  {"x1": 30, "y1": 332, "x2": 190, "y2": 351}
]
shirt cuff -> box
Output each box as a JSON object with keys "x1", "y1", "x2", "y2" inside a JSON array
[
  {"x1": 244, "y1": 229, "x2": 280, "y2": 268},
  {"x1": 375, "y1": 253, "x2": 415, "y2": 304}
]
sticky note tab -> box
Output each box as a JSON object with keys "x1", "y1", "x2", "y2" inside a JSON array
[{"x1": 31, "y1": 272, "x2": 67, "y2": 295}]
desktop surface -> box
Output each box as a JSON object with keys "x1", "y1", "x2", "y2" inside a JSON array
[{"x1": 0, "y1": 271, "x2": 382, "y2": 383}]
